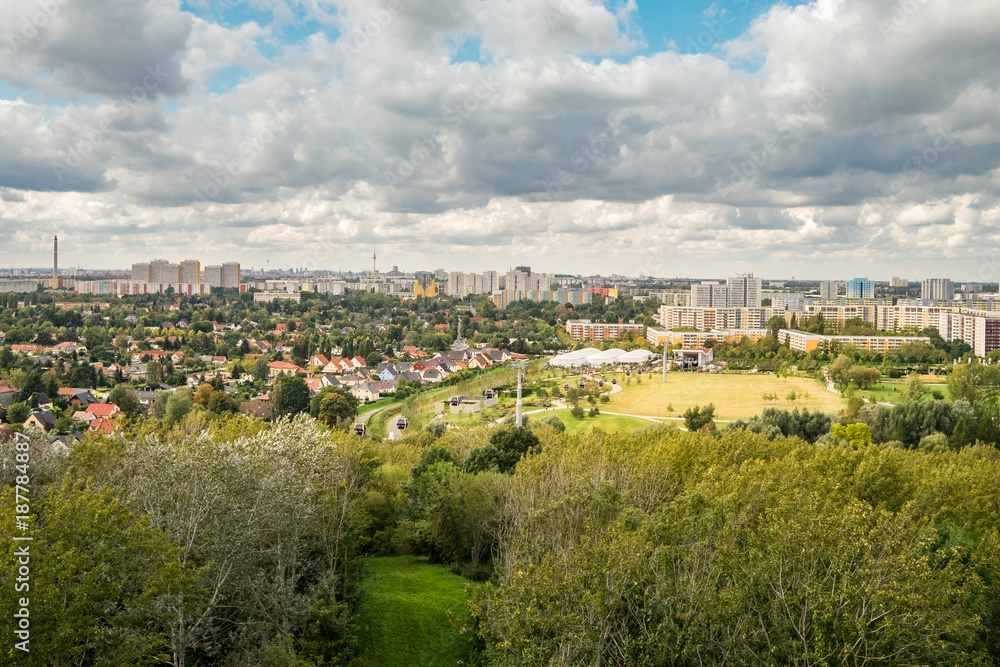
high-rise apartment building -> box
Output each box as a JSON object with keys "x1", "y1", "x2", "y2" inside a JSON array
[
  {"x1": 131, "y1": 262, "x2": 151, "y2": 282},
  {"x1": 921, "y1": 278, "x2": 954, "y2": 302},
  {"x1": 690, "y1": 281, "x2": 729, "y2": 307},
  {"x1": 482, "y1": 271, "x2": 500, "y2": 294},
  {"x1": 526, "y1": 273, "x2": 552, "y2": 292},
  {"x1": 447, "y1": 271, "x2": 468, "y2": 298},
  {"x1": 221, "y1": 262, "x2": 241, "y2": 288},
  {"x1": 179, "y1": 260, "x2": 201, "y2": 284},
  {"x1": 819, "y1": 280, "x2": 840, "y2": 302},
  {"x1": 846, "y1": 278, "x2": 874, "y2": 300},
  {"x1": 505, "y1": 269, "x2": 527, "y2": 292},
  {"x1": 890, "y1": 277, "x2": 908, "y2": 288},
  {"x1": 203, "y1": 265, "x2": 223, "y2": 287},
  {"x1": 727, "y1": 273, "x2": 762, "y2": 307},
  {"x1": 150, "y1": 259, "x2": 180, "y2": 283}
]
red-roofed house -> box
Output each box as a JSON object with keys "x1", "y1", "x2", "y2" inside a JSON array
[
  {"x1": 88, "y1": 418, "x2": 115, "y2": 434},
  {"x1": 268, "y1": 361, "x2": 303, "y2": 379},
  {"x1": 11, "y1": 344, "x2": 42, "y2": 355},
  {"x1": 468, "y1": 354, "x2": 491, "y2": 369},
  {"x1": 52, "y1": 341, "x2": 87, "y2": 354},
  {"x1": 86, "y1": 403, "x2": 123, "y2": 419}
]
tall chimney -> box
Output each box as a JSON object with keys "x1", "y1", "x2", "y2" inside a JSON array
[{"x1": 53, "y1": 235, "x2": 58, "y2": 281}]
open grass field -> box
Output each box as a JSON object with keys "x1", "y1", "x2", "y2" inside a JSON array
[
  {"x1": 856, "y1": 382, "x2": 951, "y2": 405},
  {"x1": 354, "y1": 556, "x2": 479, "y2": 667},
  {"x1": 602, "y1": 372, "x2": 843, "y2": 421},
  {"x1": 535, "y1": 408, "x2": 656, "y2": 434}
]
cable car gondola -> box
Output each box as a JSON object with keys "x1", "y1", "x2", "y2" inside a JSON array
[
  {"x1": 611, "y1": 378, "x2": 617, "y2": 385},
  {"x1": 396, "y1": 416, "x2": 408, "y2": 430},
  {"x1": 353, "y1": 423, "x2": 366, "y2": 436},
  {"x1": 578, "y1": 380, "x2": 586, "y2": 389},
  {"x1": 598, "y1": 380, "x2": 604, "y2": 387}
]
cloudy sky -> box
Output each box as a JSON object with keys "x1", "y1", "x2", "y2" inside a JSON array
[{"x1": 1, "y1": 0, "x2": 998, "y2": 280}]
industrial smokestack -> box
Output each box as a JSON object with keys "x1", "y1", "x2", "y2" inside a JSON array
[{"x1": 53, "y1": 235, "x2": 58, "y2": 281}]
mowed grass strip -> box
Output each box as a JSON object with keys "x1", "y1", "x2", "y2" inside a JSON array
[
  {"x1": 537, "y1": 408, "x2": 656, "y2": 435},
  {"x1": 602, "y1": 372, "x2": 843, "y2": 421},
  {"x1": 355, "y1": 556, "x2": 479, "y2": 667}
]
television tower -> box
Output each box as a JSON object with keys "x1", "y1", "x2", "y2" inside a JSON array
[
  {"x1": 372, "y1": 244, "x2": 377, "y2": 275},
  {"x1": 53, "y1": 235, "x2": 58, "y2": 281}
]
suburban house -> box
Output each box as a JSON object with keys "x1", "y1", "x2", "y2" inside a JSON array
[
  {"x1": 468, "y1": 354, "x2": 492, "y2": 370},
  {"x1": 88, "y1": 418, "x2": 115, "y2": 434},
  {"x1": 52, "y1": 342, "x2": 88, "y2": 355},
  {"x1": 350, "y1": 383, "x2": 381, "y2": 403},
  {"x1": 86, "y1": 403, "x2": 123, "y2": 419},
  {"x1": 24, "y1": 409, "x2": 57, "y2": 432},
  {"x1": 32, "y1": 392, "x2": 54, "y2": 410},
  {"x1": 240, "y1": 401, "x2": 271, "y2": 420},
  {"x1": 268, "y1": 361, "x2": 304, "y2": 379},
  {"x1": 319, "y1": 374, "x2": 342, "y2": 388},
  {"x1": 72, "y1": 410, "x2": 95, "y2": 424}
]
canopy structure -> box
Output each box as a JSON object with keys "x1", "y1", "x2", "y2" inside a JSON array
[
  {"x1": 586, "y1": 348, "x2": 628, "y2": 365},
  {"x1": 618, "y1": 349, "x2": 656, "y2": 364},
  {"x1": 550, "y1": 348, "x2": 655, "y2": 367},
  {"x1": 549, "y1": 348, "x2": 601, "y2": 367}
]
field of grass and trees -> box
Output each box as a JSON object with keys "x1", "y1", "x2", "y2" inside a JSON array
[
  {"x1": 4, "y1": 286, "x2": 1000, "y2": 665},
  {"x1": 3, "y1": 354, "x2": 1000, "y2": 664}
]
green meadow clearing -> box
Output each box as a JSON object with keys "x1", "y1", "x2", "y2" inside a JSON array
[{"x1": 354, "y1": 556, "x2": 479, "y2": 667}]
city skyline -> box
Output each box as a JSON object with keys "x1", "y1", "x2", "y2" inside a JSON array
[{"x1": 2, "y1": 0, "x2": 999, "y2": 279}]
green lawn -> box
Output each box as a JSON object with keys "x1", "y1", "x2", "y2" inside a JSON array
[
  {"x1": 536, "y1": 408, "x2": 656, "y2": 434},
  {"x1": 855, "y1": 382, "x2": 951, "y2": 405},
  {"x1": 360, "y1": 396, "x2": 401, "y2": 414},
  {"x1": 601, "y1": 371, "x2": 843, "y2": 421},
  {"x1": 354, "y1": 556, "x2": 479, "y2": 667}
]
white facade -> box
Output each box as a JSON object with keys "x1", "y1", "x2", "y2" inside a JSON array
[
  {"x1": 149, "y1": 259, "x2": 179, "y2": 283},
  {"x1": 179, "y1": 260, "x2": 201, "y2": 283},
  {"x1": 727, "y1": 273, "x2": 762, "y2": 308},
  {"x1": 482, "y1": 271, "x2": 500, "y2": 294},
  {"x1": 819, "y1": 280, "x2": 840, "y2": 302},
  {"x1": 203, "y1": 265, "x2": 222, "y2": 287},
  {"x1": 447, "y1": 271, "x2": 468, "y2": 297},
  {"x1": 921, "y1": 278, "x2": 954, "y2": 302},
  {"x1": 222, "y1": 262, "x2": 241, "y2": 288},
  {"x1": 505, "y1": 269, "x2": 527, "y2": 292},
  {"x1": 690, "y1": 281, "x2": 729, "y2": 307},
  {"x1": 131, "y1": 262, "x2": 150, "y2": 282}
]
